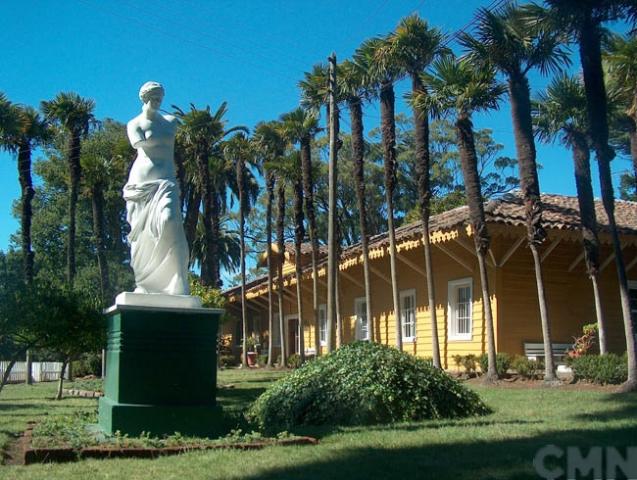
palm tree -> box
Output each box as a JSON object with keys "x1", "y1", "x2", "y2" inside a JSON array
[
  {"x1": 533, "y1": 74, "x2": 608, "y2": 353},
  {"x1": 174, "y1": 102, "x2": 246, "y2": 287},
  {"x1": 275, "y1": 166, "x2": 288, "y2": 367},
  {"x1": 414, "y1": 54, "x2": 505, "y2": 382},
  {"x1": 253, "y1": 121, "x2": 286, "y2": 367},
  {"x1": 356, "y1": 35, "x2": 404, "y2": 350},
  {"x1": 605, "y1": 34, "x2": 637, "y2": 186},
  {"x1": 386, "y1": 14, "x2": 447, "y2": 367},
  {"x1": 461, "y1": 4, "x2": 569, "y2": 382},
  {"x1": 225, "y1": 132, "x2": 258, "y2": 367},
  {"x1": 281, "y1": 108, "x2": 322, "y2": 355},
  {"x1": 339, "y1": 59, "x2": 375, "y2": 343},
  {"x1": 41, "y1": 92, "x2": 95, "y2": 287},
  {"x1": 538, "y1": 0, "x2": 637, "y2": 391},
  {"x1": 0, "y1": 103, "x2": 49, "y2": 285}
]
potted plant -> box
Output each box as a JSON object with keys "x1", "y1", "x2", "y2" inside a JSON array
[{"x1": 246, "y1": 336, "x2": 258, "y2": 367}]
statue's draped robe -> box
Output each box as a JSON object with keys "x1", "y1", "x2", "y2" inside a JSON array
[{"x1": 123, "y1": 179, "x2": 190, "y2": 295}]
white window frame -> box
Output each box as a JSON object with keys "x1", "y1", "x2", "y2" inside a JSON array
[
  {"x1": 448, "y1": 278, "x2": 473, "y2": 341},
  {"x1": 400, "y1": 289, "x2": 416, "y2": 343},
  {"x1": 318, "y1": 304, "x2": 327, "y2": 346},
  {"x1": 354, "y1": 297, "x2": 369, "y2": 341}
]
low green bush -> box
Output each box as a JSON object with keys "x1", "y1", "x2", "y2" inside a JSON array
[
  {"x1": 219, "y1": 355, "x2": 239, "y2": 368},
  {"x1": 248, "y1": 342, "x2": 491, "y2": 432},
  {"x1": 258, "y1": 354, "x2": 268, "y2": 366},
  {"x1": 462, "y1": 354, "x2": 478, "y2": 375},
  {"x1": 511, "y1": 356, "x2": 543, "y2": 380},
  {"x1": 73, "y1": 352, "x2": 102, "y2": 378},
  {"x1": 570, "y1": 353, "x2": 628, "y2": 385},
  {"x1": 478, "y1": 353, "x2": 512, "y2": 377},
  {"x1": 286, "y1": 353, "x2": 302, "y2": 369}
]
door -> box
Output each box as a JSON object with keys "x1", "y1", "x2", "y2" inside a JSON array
[{"x1": 286, "y1": 316, "x2": 299, "y2": 355}]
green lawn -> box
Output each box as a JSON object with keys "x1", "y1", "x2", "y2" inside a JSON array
[{"x1": 1, "y1": 370, "x2": 636, "y2": 480}]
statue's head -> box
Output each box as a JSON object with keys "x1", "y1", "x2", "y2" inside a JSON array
[{"x1": 139, "y1": 81, "x2": 164, "y2": 113}]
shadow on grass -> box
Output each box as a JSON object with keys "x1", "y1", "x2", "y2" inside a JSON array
[
  {"x1": 243, "y1": 425, "x2": 637, "y2": 480},
  {"x1": 573, "y1": 392, "x2": 637, "y2": 423},
  {"x1": 217, "y1": 386, "x2": 268, "y2": 409}
]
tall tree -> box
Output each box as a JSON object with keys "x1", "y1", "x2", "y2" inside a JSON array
[
  {"x1": 415, "y1": 54, "x2": 505, "y2": 381},
  {"x1": 41, "y1": 92, "x2": 95, "y2": 287},
  {"x1": 605, "y1": 34, "x2": 637, "y2": 188},
  {"x1": 225, "y1": 132, "x2": 258, "y2": 367},
  {"x1": 339, "y1": 59, "x2": 375, "y2": 342},
  {"x1": 174, "y1": 102, "x2": 246, "y2": 287},
  {"x1": 533, "y1": 74, "x2": 608, "y2": 353},
  {"x1": 462, "y1": 4, "x2": 569, "y2": 382},
  {"x1": 253, "y1": 121, "x2": 286, "y2": 367},
  {"x1": 386, "y1": 14, "x2": 447, "y2": 367},
  {"x1": 539, "y1": 0, "x2": 637, "y2": 391},
  {"x1": 357, "y1": 35, "x2": 404, "y2": 350},
  {"x1": 0, "y1": 102, "x2": 49, "y2": 284},
  {"x1": 281, "y1": 108, "x2": 322, "y2": 355}
]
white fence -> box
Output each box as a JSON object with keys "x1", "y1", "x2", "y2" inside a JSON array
[{"x1": 0, "y1": 361, "x2": 69, "y2": 383}]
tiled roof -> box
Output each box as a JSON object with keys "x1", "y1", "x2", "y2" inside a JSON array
[{"x1": 223, "y1": 192, "x2": 637, "y2": 296}]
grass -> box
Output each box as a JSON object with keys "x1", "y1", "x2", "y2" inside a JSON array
[{"x1": 1, "y1": 370, "x2": 636, "y2": 479}]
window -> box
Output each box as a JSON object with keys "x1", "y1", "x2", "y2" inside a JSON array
[
  {"x1": 355, "y1": 298, "x2": 369, "y2": 341},
  {"x1": 629, "y1": 281, "x2": 637, "y2": 325},
  {"x1": 448, "y1": 278, "x2": 473, "y2": 341},
  {"x1": 400, "y1": 289, "x2": 416, "y2": 342},
  {"x1": 319, "y1": 304, "x2": 327, "y2": 346}
]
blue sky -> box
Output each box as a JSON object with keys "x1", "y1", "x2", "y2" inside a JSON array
[{"x1": 0, "y1": 0, "x2": 632, "y2": 254}]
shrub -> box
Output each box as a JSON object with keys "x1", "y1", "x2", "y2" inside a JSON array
[
  {"x1": 73, "y1": 352, "x2": 102, "y2": 378},
  {"x1": 511, "y1": 356, "x2": 543, "y2": 380},
  {"x1": 258, "y1": 354, "x2": 268, "y2": 366},
  {"x1": 248, "y1": 342, "x2": 491, "y2": 432},
  {"x1": 219, "y1": 355, "x2": 238, "y2": 368},
  {"x1": 479, "y1": 353, "x2": 512, "y2": 377},
  {"x1": 570, "y1": 353, "x2": 628, "y2": 385},
  {"x1": 462, "y1": 354, "x2": 478, "y2": 375},
  {"x1": 287, "y1": 354, "x2": 302, "y2": 369}
]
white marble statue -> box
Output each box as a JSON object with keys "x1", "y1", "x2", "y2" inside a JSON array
[{"x1": 120, "y1": 81, "x2": 192, "y2": 300}]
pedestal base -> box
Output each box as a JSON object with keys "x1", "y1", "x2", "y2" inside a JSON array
[{"x1": 98, "y1": 302, "x2": 224, "y2": 437}]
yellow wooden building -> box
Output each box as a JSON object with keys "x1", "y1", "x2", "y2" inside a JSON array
[{"x1": 223, "y1": 192, "x2": 637, "y2": 368}]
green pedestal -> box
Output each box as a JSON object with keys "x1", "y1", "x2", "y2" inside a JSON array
[{"x1": 98, "y1": 303, "x2": 225, "y2": 437}]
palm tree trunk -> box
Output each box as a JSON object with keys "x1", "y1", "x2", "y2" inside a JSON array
[
  {"x1": 276, "y1": 181, "x2": 287, "y2": 367},
  {"x1": 293, "y1": 173, "x2": 306, "y2": 362},
  {"x1": 67, "y1": 133, "x2": 82, "y2": 287},
  {"x1": 300, "y1": 138, "x2": 321, "y2": 356},
  {"x1": 17, "y1": 141, "x2": 35, "y2": 285},
  {"x1": 456, "y1": 115, "x2": 498, "y2": 382},
  {"x1": 349, "y1": 97, "x2": 374, "y2": 342},
  {"x1": 571, "y1": 132, "x2": 607, "y2": 353},
  {"x1": 184, "y1": 186, "x2": 201, "y2": 256},
  {"x1": 266, "y1": 172, "x2": 275, "y2": 367},
  {"x1": 199, "y1": 151, "x2": 215, "y2": 286},
  {"x1": 380, "y1": 80, "x2": 402, "y2": 351},
  {"x1": 238, "y1": 161, "x2": 248, "y2": 368},
  {"x1": 91, "y1": 182, "x2": 110, "y2": 302},
  {"x1": 412, "y1": 76, "x2": 440, "y2": 368},
  {"x1": 508, "y1": 73, "x2": 556, "y2": 382},
  {"x1": 628, "y1": 118, "x2": 637, "y2": 187},
  {"x1": 211, "y1": 188, "x2": 222, "y2": 287},
  {"x1": 579, "y1": 22, "x2": 636, "y2": 390}
]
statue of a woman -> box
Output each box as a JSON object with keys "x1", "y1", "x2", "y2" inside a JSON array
[{"x1": 123, "y1": 81, "x2": 191, "y2": 296}]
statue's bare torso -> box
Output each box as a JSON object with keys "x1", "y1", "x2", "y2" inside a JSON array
[{"x1": 127, "y1": 112, "x2": 179, "y2": 185}]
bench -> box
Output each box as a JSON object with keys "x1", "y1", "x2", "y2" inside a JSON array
[{"x1": 523, "y1": 342, "x2": 573, "y2": 363}]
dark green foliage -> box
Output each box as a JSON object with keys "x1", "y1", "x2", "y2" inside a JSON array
[
  {"x1": 248, "y1": 342, "x2": 491, "y2": 432},
  {"x1": 72, "y1": 352, "x2": 102, "y2": 378},
  {"x1": 286, "y1": 353, "x2": 302, "y2": 369},
  {"x1": 570, "y1": 353, "x2": 628, "y2": 385},
  {"x1": 257, "y1": 354, "x2": 268, "y2": 366},
  {"x1": 511, "y1": 356, "x2": 544, "y2": 380},
  {"x1": 479, "y1": 353, "x2": 511, "y2": 377},
  {"x1": 219, "y1": 355, "x2": 239, "y2": 368}
]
